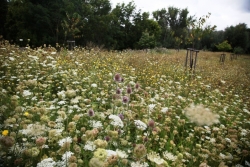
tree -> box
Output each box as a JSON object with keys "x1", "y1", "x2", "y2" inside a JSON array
[
  {"x1": 224, "y1": 23, "x2": 249, "y2": 53},
  {"x1": 132, "y1": 11, "x2": 161, "y2": 49},
  {"x1": 78, "y1": 0, "x2": 112, "y2": 47},
  {"x1": 5, "y1": 0, "x2": 65, "y2": 46},
  {"x1": 153, "y1": 7, "x2": 191, "y2": 48},
  {"x1": 5, "y1": 0, "x2": 30, "y2": 44},
  {"x1": 216, "y1": 40, "x2": 232, "y2": 53},
  {"x1": 187, "y1": 13, "x2": 216, "y2": 49},
  {"x1": 0, "y1": 0, "x2": 8, "y2": 37},
  {"x1": 109, "y1": 1, "x2": 137, "y2": 50},
  {"x1": 152, "y1": 8, "x2": 169, "y2": 47},
  {"x1": 137, "y1": 31, "x2": 156, "y2": 49},
  {"x1": 200, "y1": 30, "x2": 223, "y2": 51}
]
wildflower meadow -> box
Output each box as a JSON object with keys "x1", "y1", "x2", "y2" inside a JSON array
[{"x1": 0, "y1": 41, "x2": 250, "y2": 167}]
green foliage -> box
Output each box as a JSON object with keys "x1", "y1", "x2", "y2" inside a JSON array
[
  {"x1": 233, "y1": 46, "x2": 244, "y2": 54},
  {"x1": 2, "y1": 0, "x2": 249, "y2": 52},
  {"x1": 5, "y1": 0, "x2": 65, "y2": 46},
  {"x1": 137, "y1": 31, "x2": 156, "y2": 49},
  {"x1": 152, "y1": 7, "x2": 191, "y2": 48},
  {"x1": 224, "y1": 23, "x2": 249, "y2": 53},
  {"x1": 216, "y1": 40, "x2": 232, "y2": 52},
  {"x1": 0, "y1": 0, "x2": 8, "y2": 36},
  {"x1": 187, "y1": 13, "x2": 216, "y2": 49}
]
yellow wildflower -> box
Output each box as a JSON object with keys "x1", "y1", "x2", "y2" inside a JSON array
[
  {"x1": 2, "y1": 130, "x2": 9, "y2": 136},
  {"x1": 24, "y1": 112, "x2": 29, "y2": 116}
]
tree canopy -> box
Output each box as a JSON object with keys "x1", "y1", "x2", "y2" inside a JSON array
[{"x1": 1, "y1": 0, "x2": 250, "y2": 52}]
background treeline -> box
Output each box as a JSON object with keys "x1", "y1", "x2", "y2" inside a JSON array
[{"x1": 0, "y1": 0, "x2": 249, "y2": 53}]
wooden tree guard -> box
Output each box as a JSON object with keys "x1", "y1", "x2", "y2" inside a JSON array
[
  {"x1": 219, "y1": 54, "x2": 226, "y2": 64},
  {"x1": 185, "y1": 48, "x2": 199, "y2": 71},
  {"x1": 67, "y1": 40, "x2": 75, "y2": 50},
  {"x1": 230, "y1": 54, "x2": 238, "y2": 60}
]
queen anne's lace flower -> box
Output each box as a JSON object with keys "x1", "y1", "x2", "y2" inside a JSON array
[
  {"x1": 161, "y1": 107, "x2": 168, "y2": 113},
  {"x1": 89, "y1": 120, "x2": 103, "y2": 128},
  {"x1": 116, "y1": 149, "x2": 128, "y2": 158},
  {"x1": 148, "y1": 104, "x2": 156, "y2": 111},
  {"x1": 184, "y1": 103, "x2": 220, "y2": 126},
  {"x1": 62, "y1": 151, "x2": 74, "y2": 161},
  {"x1": 55, "y1": 151, "x2": 74, "y2": 167},
  {"x1": 58, "y1": 137, "x2": 72, "y2": 147},
  {"x1": 109, "y1": 115, "x2": 124, "y2": 128},
  {"x1": 37, "y1": 158, "x2": 56, "y2": 167},
  {"x1": 131, "y1": 161, "x2": 149, "y2": 167},
  {"x1": 106, "y1": 149, "x2": 117, "y2": 158},
  {"x1": 134, "y1": 120, "x2": 147, "y2": 131},
  {"x1": 163, "y1": 151, "x2": 177, "y2": 161},
  {"x1": 91, "y1": 83, "x2": 97, "y2": 87},
  {"x1": 21, "y1": 123, "x2": 47, "y2": 137},
  {"x1": 22, "y1": 90, "x2": 32, "y2": 97},
  {"x1": 84, "y1": 141, "x2": 96, "y2": 151}
]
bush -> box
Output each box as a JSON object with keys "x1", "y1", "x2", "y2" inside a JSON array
[{"x1": 233, "y1": 46, "x2": 244, "y2": 54}]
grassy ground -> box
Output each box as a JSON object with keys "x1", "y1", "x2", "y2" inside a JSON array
[{"x1": 0, "y1": 43, "x2": 250, "y2": 167}]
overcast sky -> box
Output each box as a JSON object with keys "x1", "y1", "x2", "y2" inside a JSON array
[{"x1": 109, "y1": 0, "x2": 250, "y2": 31}]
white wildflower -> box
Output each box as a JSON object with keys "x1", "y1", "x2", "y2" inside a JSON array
[
  {"x1": 220, "y1": 80, "x2": 226, "y2": 84},
  {"x1": 21, "y1": 123, "x2": 47, "y2": 137},
  {"x1": 109, "y1": 114, "x2": 124, "y2": 128},
  {"x1": 106, "y1": 149, "x2": 117, "y2": 158},
  {"x1": 163, "y1": 151, "x2": 177, "y2": 161},
  {"x1": 240, "y1": 129, "x2": 248, "y2": 136},
  {"x1": 9, "y1": 143, "x2": 25, "y2": 156},
  {"x1": 184, "y1": 103, "x2": 220, "y2": 126},
  {"x1": 62, "y1": 151, "x2": 74, "y2": 161},
  {"x1": 58, "y1": 100, "x2": 66, "y2": 105},
  {"x1": 134, "y1": 120, "x2": 147, "y2": 131},
  {"x1": 148, "y1": 104, "x2": 156, "y2": 111},
  {"x1": 225, "y1": 138, "x2": 231, "y2": 143},
  {"x1": 147, "y1": 151, "x2": 165, "y2": 165},
  {"x1": 243, "y1": 109, "x2": 250, "y2": 114},
  {"x1": 161, "y1": 107, "x2": 168, "y2": 113},
  {"x1": 89, "y1": 120, "x2": 103, "y2": 128},
  {"x1": 84, "y1": 141, "x2": 96, "y2": 151},
  {"x1": 57, "y1": 90, "x2": 66, "y2": 99},
  {"x1": 22, "y1": 90, "x2": 32, "y2": 97},
  {"x1": 131, "y1": 161, "x2": 149, "y2": 167},
  {"x1": 153, "y1": 156, "x2": 165, "y2": 165},
  {"x1": 210, "y1": 138, "x2": 216, "y2": 143},
  {"x1": 91, "y1": 83, "x2": 97, "y2": 87},
  {"x1": 37, "y1": 158, "x2": 56, "y2": 167},
  {"x1": 70, "y1": 96, "x2": 82, "y2": 104},
  {"x1": 9, "y1": 57, "x2": 15, "y2": 61},
  {"x1": 28, "y1": 55, "x2": 39, "y2": 60},
  {"x1": 116, "y1": 149, "x2": 128, "y2": 158},
  {"x1": 58, "y1": 137, "x2": 72, "y2": 147},
  {"x1": 219, "y1": 153, "x2": 226, "y2": 159}
]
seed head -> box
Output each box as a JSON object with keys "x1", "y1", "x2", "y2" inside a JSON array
[
  {"x1": 88, "y1": 109, "x2": 95, "y2": 117},
  {"x1": 126, "y1": 86, "x2": 132, "y2": 94},
  {"x1": 122, "y1": 96, "x2": 129, "y2": 104},
  {"x1": 148, "y1": 119, "x2": 155, "y2": 128},
  {"x1": 116, "y1": 88, "x2": 121, "y2": 94},
  {"x1": 114, "y1": 73, "x2": 121, "y2": 82}
]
